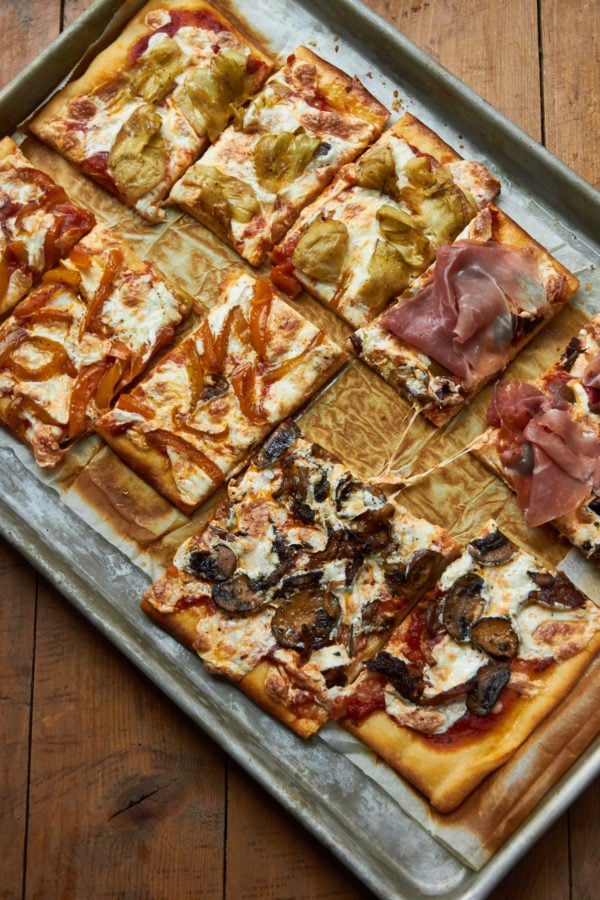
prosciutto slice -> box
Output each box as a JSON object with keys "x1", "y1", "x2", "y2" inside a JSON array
[
  {"x1": 487, "y1": 381, "x2": 600, "y2": 526},
  {"x1": 380, "y1": 240, "x2": 546, "y2": 388}
]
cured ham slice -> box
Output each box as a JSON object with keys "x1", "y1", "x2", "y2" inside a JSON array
[
  {"x1": 487, "y1": 381, "x2": 600, "y2": 526},
  {"x1": 381, "y1": 240, "x2": 547, "y2": 388}
]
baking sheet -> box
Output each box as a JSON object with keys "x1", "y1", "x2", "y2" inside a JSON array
[{"x1": 1, "y1": 0, "x2": 600, "y2": 896}]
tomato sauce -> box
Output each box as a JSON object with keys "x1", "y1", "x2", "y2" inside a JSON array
[{"x1": 129, "y1": 10, "x2": 228, "y2": 64}]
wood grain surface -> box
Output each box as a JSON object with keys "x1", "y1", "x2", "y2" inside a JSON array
[{"x1": 0, "y1": 1, "x2": 598, "y2": 898}]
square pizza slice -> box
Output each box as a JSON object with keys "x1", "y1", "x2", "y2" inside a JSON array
[
  {"x1": 329, "y1": 520, "x2": 600, "y2": 812},
  {"x1": 168, "y1": 45, "x2": 390, "y2": 265},
  {"x1": 0, "y1": 223, "x2": 193, "y2": 466},
  {"x1": 350, "y1": 204, "x2": 580, "y2": 426},
  {"x1": 0, "y1": 137, "x2": 95, "y2": 317},
  {"x1": 95, "y1": 272, "x2": 348, "y2": 514},
  {"x1": 30, "y1": 0, "x2": 272, "y2": 222},
  {"x1": 141, "y1": 421, "x2": 460, "y2": 736},
  {"x1": 473, "y1": 315, "x2": 600, "y2": 564},
  {"x1": 270, "y1": 112, "x2": 500, "y2": 329}
]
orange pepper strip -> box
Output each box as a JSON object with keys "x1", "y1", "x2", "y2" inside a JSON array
[
  {"x1": 0, "y1": 258, "x2": 9, "y2": 301},
  {"x1": 183, "y1": 337, "x2": 205, "y2": 413},
  {"x1": 212, "y1": 306, "x2": 236, "y2": 372},
  {"x1": 9, "y1": 335, "x2": 76, "y2": 381},
  {"x1": 261, "y1": 331, "x2": 324, "y2": 384},
  {"x1": 270, "y1": 264, "x2": 303, "y2": 299},
  {"x1": 249, "y1": 276, "x2": 273, "y2": 361},
  {"x1": 68, "y1": 242, "x2": 94, "y2": 269},
  {"x1": 79, "y1": 247, "x2": 123, "y2": 337},
  {"x1": 43, "y1": 218, "x2": 62, "y2": 268},
  {"x1": 0, "y1": 327, "x2": 28, "y2": 365},
  {"x1": 41, "y1": 264, "x2": 82, "y2": 288},
  {"x1": 94, "y1": 358, "x2": 125, "y2": 410},
  {"x1": 6, "y1": 239, "x2": 29, "y2": 266},
  {"x1": 5, "y1": 395, "x2": 61, "y2": 440},
  {"x1": 68, "y1": 362, "x2": 106, "y2": 438},
  {"x1": 146, "y1": 429, "x2": 225, "y2": 486},
  {"x1": 230, "y1": 363, "x2": 267, "y2": 425},
  {"x1": 115, "y1": 391, "x2": 155, "y2": 419}
]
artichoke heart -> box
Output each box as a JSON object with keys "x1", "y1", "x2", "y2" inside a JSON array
[
  {"x1": 254, "y1": 131, "x2": 320, "y2": 193},
  {"x1": 355, "y1": 143, "x2": 397, "y2": 195},
  {"x1": 356, "y1": 238, "x2": 410, "y2": 314},
  {"x1": 179, "y1": 49, "x2": 250, "y2": 141},
  {"x1": 128, "y1": 36, "x2": 185, "y2": 103},
  {"x1": 293, "y1": 218, "x2": 349, "y2": 282},
  {"x1": 420, "y1": 188, "x2": 477, "y2": 246},
  {"x1": 183, "y1": 164, "x2": 259, "y2": 230},
  {"x1": 377, "y1": 204, "x2": 432, "y2": 269},
  {"x1": 109, "y1": 104, "x2": 166, "y2": 202}
]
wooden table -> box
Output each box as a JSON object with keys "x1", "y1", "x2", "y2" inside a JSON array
[{"x1": 1, "y1": 1, "x2": 598, "y2": 897}]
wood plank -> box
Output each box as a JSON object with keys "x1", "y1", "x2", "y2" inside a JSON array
[
  {"x1": 225, "y1": 761, "x2": 371, "y2": 900},
  {"x1": 570, "y1": 776, "x2": 600, "y2": 899},
  {"x1": 0, "y1": 538, "x2": 37, "y2": 897},
  {"x1": 541, "y1": 0, "x2": 600, "y2": 188},
  {"x1": 540, "y1": 5, "x2": 600, "y2": 895},
  {"x1": 362, "y1": 0, "x2": 541, "y2": 138},
  {"x1": 25, "y1": 579, "x2": 227, "y2": 898},
  {"x1": 0, "y1": 1, "x2": 61, "y2": 88}
]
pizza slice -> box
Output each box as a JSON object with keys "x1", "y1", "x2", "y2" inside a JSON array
[
  {"x1": 329, "y1": 520, "x2": 600, "y2": 812},
  {"x1": 29, "y1": 0, "x2": 272, "y2": 221},
  {"x1": 0, "y1": 137, "x2": 95, "y2": 317},
  {"x1": 0, "y1": 223, "x2": 193, "y2": 466},
  {"x1": 473, "y1": 318, "x2": 600, "y2": 564},
  {"x1": 95, "y1": 272, "x2": 348, "y2": 514},
  {"x1": 141, "y1": 421, "x2": 460, "y2": 736},
  {"x1": 270, "y1": 112, "x2": 500, "y2": 328},
  {"x1": 350, "y1": 204, "x2": 580, "y2": 425},
  {"x1": 168, "y1": 45, "x2": 390, "y2": 265}
]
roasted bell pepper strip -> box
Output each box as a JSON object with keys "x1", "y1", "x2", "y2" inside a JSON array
[
  {"x1": 146, "y1": 429, "x2": 225, "y2": 486},
  {"x1": 249, "y1": 276, "x2": 273, "y2": 360},
  {"x1": 261, "y1": 331, "x2": 325, "y2": 384},
  {"x1": 68, "y1": 362, "x2": 106, "y2": 437},
  {"x1": 9, "y1": 334, "x2": 76, "y2": 381},
  {"x1": 230, "y1": 362, "x2": 267, "y2": 424},
  {"x1": 270, "y1": 264, "x2": 303, "y2": 298},
  {"x1": 79, "y1": 247, "x2": 123, "y2": 336}
]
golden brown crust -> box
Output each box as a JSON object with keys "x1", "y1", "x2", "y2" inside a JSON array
[
  {"x1": 343, "y1": 631, "x2": 600, "y2": 813},
  {"x1": 0, "y1": 136, "x2": 19, "y2": 162},
  {"x1": 390, "y1": 112, "x2": 463, "y2": 166},
  {"x1": 140, "y1": 598, "x2": 325, "y2": 737},
  {"x1": 292, "y1": 45, "x2": 389, "y2": 127}
]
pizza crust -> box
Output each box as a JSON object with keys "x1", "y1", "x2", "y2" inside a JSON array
[
  {"x1": 140, "y1": 597, "x2": 327, "y2": 736},
  {"x1": 342, "y1": 630, "x2": 600, "y2": 813}
]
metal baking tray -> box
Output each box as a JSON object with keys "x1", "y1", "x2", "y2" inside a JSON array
[{"x1": 1, "y1": 0, "x2": 600, "y2": 897}]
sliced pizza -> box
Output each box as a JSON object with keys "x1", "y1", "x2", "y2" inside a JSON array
[
  {"x1": 0, "y1": 137, "x2": 95, "y2": 317},
  {"x1": 95, "y1": 273, "x2": 348, "y2": 514},
  {"x1": 0, "y1": 223, "x2": 193, "y2": 466},
  {"x1": 350, "y1": 204, "x2": 580, "y2": 425},
  {"x1": 168, "y1": 45, "x2": 390, "y2": 265},
  {"x1": 270, "y1": 112, "x2": 500, "y2": 328},
  {"x1": 141, "y1": 421, "x2": 460, "y2": 736},
  {"x1": 29, "y1": 0, "x2": 272, "y2": 222},
  {"x1": 329, "y1": 520, "x2": 600, "y2": 812},
  {"x1": 473, "y1": 317, "x2": 600, "y2": 564}
]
